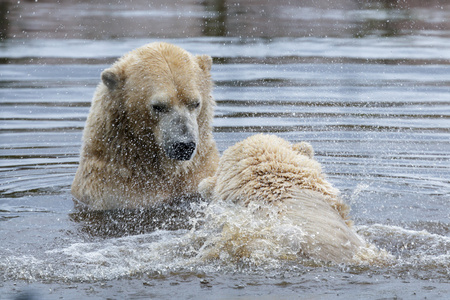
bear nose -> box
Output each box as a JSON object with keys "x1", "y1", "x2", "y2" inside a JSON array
[{"x1": 167, "y1": 142, "x2": 196, "y2": 161}]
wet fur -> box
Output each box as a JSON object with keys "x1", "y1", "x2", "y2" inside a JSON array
[
  {"x1": 72, "y1": 42, "x2": 219, "y2": 210},
  {"x1": 199, "y1": 134, "x2": 388, "y2": 264}
]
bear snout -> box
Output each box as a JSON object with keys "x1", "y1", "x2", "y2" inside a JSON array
[{"x1": 166, "y1": 141, "x2": 196, "y2": 161}]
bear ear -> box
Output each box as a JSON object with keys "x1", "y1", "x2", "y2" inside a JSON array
[
  {"x1": 292, "y1": 142, "x2": 315, "y2": 159},
  {"x1": 196, "y1": 54, "x2": 212, "y2": 72},
  {"x1": 198, "y1": 176, "x2": 217, "y2": 201},
  {"x1": 101, "y1": 69, "x2": 121, "y2": 90}
]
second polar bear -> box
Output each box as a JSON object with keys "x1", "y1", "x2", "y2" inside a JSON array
[{"x1": 199, "y1": 134, "x2": 387, "y2": 264}]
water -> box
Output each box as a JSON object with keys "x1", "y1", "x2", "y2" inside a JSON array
[{"x1": 1, "y1": 0, "x2": 449, "y2": 299}]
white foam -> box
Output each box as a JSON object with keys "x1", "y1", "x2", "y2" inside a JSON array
[{"x1": 1, "y1": 207, "x2": 448, "y2": 281}]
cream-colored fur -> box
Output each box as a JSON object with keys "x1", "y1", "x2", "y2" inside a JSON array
[
  {"x1": 72, "y1": 42, "x2": 219, "y2": 210},
  {"x1": 199, "y1": 134, "x2": 350, "y2": 222},
  {"x1": 199, "y1": 134, "x2": 387, "y2": 264}
]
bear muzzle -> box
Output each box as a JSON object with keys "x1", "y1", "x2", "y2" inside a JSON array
[{"x1": 166, "y1": 141, "x2": 197, "y2": 161}]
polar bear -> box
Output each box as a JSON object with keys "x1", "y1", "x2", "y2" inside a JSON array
[
  {"x1": 72, "y1": 42, "x2": 219, "y2": 210},
  {"x1": 198, "y1": 134, "x2": 387, "y2": 264}
]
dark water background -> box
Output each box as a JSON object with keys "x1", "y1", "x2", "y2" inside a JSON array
[{"x1": 1, "y1": 0, "x2": 449, "y2": 299}]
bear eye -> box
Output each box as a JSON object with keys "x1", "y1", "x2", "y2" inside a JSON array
[
  {"x1": 189, "y1": 101, "x2": 201, "y2": 111},
  {"x1": 152, "y1": 103, "x2": 169, "y2": 113}
]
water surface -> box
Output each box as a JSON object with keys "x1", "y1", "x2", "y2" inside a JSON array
[{"x1": 1, "y1": 1, "x2": 449, "y2": 299}]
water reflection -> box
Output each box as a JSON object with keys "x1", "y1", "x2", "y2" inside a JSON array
[
  {"x1": 70, "y1": 195, "x2": 204, "y2": 238},
  {"x1": 1, "y1": 0, "x2": 449, "y2": 41},
  {"x1": 202, "y1": 0, "x2": 227, "y2": 37},
  {"x1": 0, "y1": 1, "x2": 10, "y2": 41}
]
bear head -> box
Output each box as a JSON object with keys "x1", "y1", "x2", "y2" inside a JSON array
[{"x1": 98, "y1": 42, "x2": 214, "y2": 162}]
